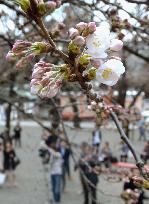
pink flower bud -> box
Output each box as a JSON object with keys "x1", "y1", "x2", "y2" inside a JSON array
[
  {"x1": 16, "y1": 58, "x2": 27, "y2": 69},
  {"x1": 31, "y1": 83, "x2": 42, "y2": 95},
  {"x1": 56, "y1": 0, "x2": 61, "y2": 8},
  {"x1": 32, "y1": 68, "x2": 45, "y2": 79},
  {"x1": 30, "y1": 79, "x2": 39, "y2": 86},
  {"x1": 55, "y1": 80, "x2": 62, "y2": 88},
  {"x1": 46, "y1": 86, "x2": 59, "y2": 98},
  {"x1": 12, "y1": 40, "x2": 32, "y2": 54},
  {"x1": 40, "y1": 78, "x2": 50, "y2": 87},
  {"x1": 6, "y1": 51, "x2": 16, "y2": 61},
  {"x1": 58, "y1": 22, "x2": 66, "y2": 30},
  {"x1": 76, "y1": 22, "x2": 87, "y2": 33},
  {"x1": 45, "y1": 1, "x2": 57, "y2": 11},
  {"x1": 88, "y1": 22, "x2": 96, "y2": 34},
  {"x1": 110, "y1": 39, "x2": 123, "y2": 51},
  {"x1": 91, "y1": 58, "x2": 103, "y2": 68},
  {"x1": 27, "y1": 54, "x2": 34, "y2": 61},
  {"x1": 68, "y1": 28, "x2": 79, "y2": 39},
  {"x1": 73, "y1": 36, "x2": 85, "y2": 46}
]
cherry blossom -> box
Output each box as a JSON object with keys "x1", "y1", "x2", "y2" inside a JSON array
[
  {"x1": 86, "y1": 25, "x2": 110, "y2": 58},
  {"x1": 96, "y1": 59, "x2": 125, "y2": 86}
]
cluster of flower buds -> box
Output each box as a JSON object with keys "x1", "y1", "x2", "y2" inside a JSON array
[
  {"x1": 132, "y1": 175, "x2": 149, "y2": 190},
  {"x1": 88, "y1": 101, "x2": 103, "y2": 111},
  {"x1": 68, "y1": 22, "x2": 96, "y2": 55},
  {"x1": 30, "y1": 61, "x2": 68, "y2": 98},
  {"x1": 107, "y1": 8, "x2": 132, "y2": 40},
  {"x1": 51, "y1": 22, "x2": 66, "y2": 39},
  {"x1": 121, "y1": 189, "x2": 140, "y2": 202},
  {"x1": 140, "y1": 15, "x2": 149, "y2": 27},
  {"x1": 6, "y1": 40, "x2": 50, "y2": 68},
  {"x1": 14, "y1": 0, "x2": 61, "y2": 20},
  {"x1": 68, "y1": 21, "x2": 125, "y2": 87},
  {"x1": 87, "y1": 98, "x2": 124, "y2": 123},
  {"x1": 87, "y1": 101, "x2": 110, "y2": 125},
  {"x1": 14, "y1": 0, "x2": 46, "y2": 18}
]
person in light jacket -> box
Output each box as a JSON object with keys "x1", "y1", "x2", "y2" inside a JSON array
[
  {"x1": 92, "y1": 125, "x2": 102, "y2": 154},
  {"x1": 46, "y1": 136, "x2": 63, "y2": 203}
]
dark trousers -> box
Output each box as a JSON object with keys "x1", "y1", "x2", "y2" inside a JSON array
[
  {"x1": 62, "y1": 161, "x2": 70, "y2": 190},
  {"x1": 14, "y1": 137, "x2": 21, "y2": 147},
  {"x1": 51, "y1": 174, "x2": 61, "y2": 202},
  {"x1": 62, "y1": 164, "x2": 66, "y2": 191},
  {"x1": 141, "y1": 153, "x2": 149, "y2": 164},
  {"x1": 139, "y1": 128, "x2": 146, "y2": 141},
  {"x1": 93, "y1": 143, "x2": 100, "y2": 154},
  {"x1": 120, "y1": 154, "x2": 128, "y2": 162},
  {"x1": 64, "y1": 160, "x2": 70, "y2": 177},
  {"x1": 82, "y1": 177, "x2": 97, "y2": 204}
]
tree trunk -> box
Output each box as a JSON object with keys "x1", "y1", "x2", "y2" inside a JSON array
[
  {"x1": 117, "y1": 73, "x2": 128, "y2": 107},
  {"x1": 5, "y1": 73, "x2": 16, "y2": 135},
  {"x1": 5, "y1": 103, "x2": 12, "y2": 131}
]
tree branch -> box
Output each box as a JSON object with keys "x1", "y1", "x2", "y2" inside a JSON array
[{"x1": 110, "y1": 110, "x2": 148, "y2": 179}]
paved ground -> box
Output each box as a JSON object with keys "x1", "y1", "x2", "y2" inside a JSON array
[{"x1": 0, "y1": 122, "x2": 148, "y2": 204}]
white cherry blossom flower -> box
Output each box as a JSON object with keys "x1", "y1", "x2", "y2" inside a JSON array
[
  {"x1": 86, "y1": 25, "x2": 110, "y2": 58},
  {"x1": 96, "y1": 59, "x2": 125, "y2": 86}
]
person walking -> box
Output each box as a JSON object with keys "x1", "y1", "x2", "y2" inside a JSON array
[
  {"x1": 101, "y1": 141, "x2": 112, "y2": 168},
  {"x1": 79, "y1": 145, "x2": 100, "y2": 204},
  {"x1": 92, "y1": 125, "x2": 102, "y2": 154},
  {"x1": 138, "y1": 117, "x2": 146, "y2": 141},
  {"x1": 46, "y1": 136, "x2": 63, "y2": 203},
  {"x1": 14, "y1": 122, "x2": 22, "y2": 147},
  {"x1": 140, "y1": 140, "x2": 149, "y2": 164},
  {"x1": 120, "y1": 141, "x2": 129, "y2": 162}
]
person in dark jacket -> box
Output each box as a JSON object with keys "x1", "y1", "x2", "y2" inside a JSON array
[
  {"x1": 3, "y1": 141, "x2": 17, "y2": 186},
  {"x1": 79, "y1": 145, "x2": 100, "y2": 204},
  {"x1": 13, "y1": 122, "x2": 22, "y2": 147},
  {"x1": 59, "y1": 139, "x2": 71, "y2": 191}
]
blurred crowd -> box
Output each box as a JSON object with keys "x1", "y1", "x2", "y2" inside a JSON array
[
  {"x1": 38, "y1": 121, "x2": 149, "y2": 204},
  {"x1": 0, "y1": 119, "x2": 148, "y2": 204}
]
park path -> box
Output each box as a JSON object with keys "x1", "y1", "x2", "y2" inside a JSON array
[{"x1": 0, "y1": 123, "x2": 148, "y2": 204}]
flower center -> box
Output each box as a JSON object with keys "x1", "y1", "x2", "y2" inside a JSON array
[
  {"x1": 102, "y1": 68, "x2": 112, "y2": 79},
  {"x1": 93, "y1": 39, "x2": 101, "y2": 48}
]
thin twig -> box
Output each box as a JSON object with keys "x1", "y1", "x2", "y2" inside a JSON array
[{"x1": 110, "y1": 110, "x2": 148, "y2": 179}]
